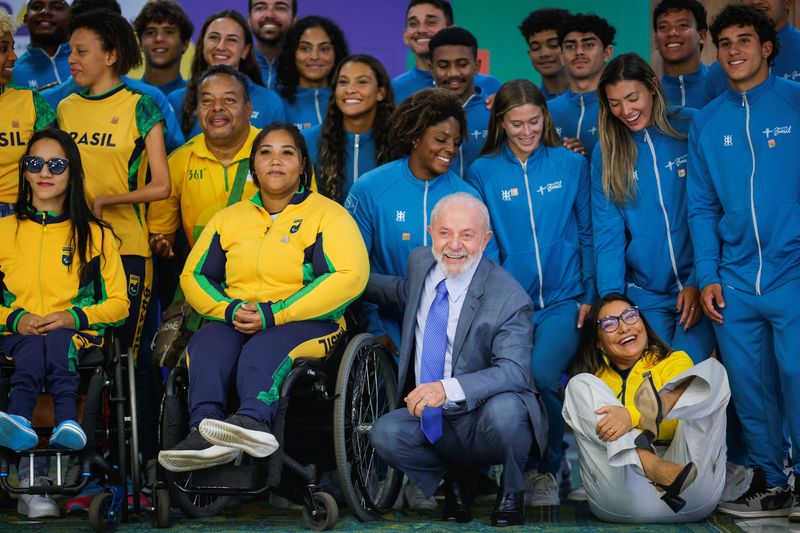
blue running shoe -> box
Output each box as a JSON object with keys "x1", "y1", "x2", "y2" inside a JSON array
[
  {"x1": 0, "y1": 412, "x2": 38, "y2": 451},
  {"x1": 50, "y1": 420, "x2": 87, "y2": 450}
]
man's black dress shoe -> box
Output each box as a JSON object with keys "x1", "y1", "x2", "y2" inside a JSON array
[
  {"x1": 442, "y1": 480, "x2": 473, "y2": 523},
  {"x1": 490, "y1": 490, "x2": 525, "y2": 527}
]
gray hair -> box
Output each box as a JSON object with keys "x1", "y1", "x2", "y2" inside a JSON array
[
  {"x1": 430, "y1": 192, "x2": 491, "y2": 233},
  {"x1": 0, "y1": 9, "x2": 17, "y2": 37}
]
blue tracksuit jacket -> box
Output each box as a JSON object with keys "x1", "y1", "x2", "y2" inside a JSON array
[
  {"x1": 254, "y1": 49, "x2": 280, "y2": 91},
  {"x1": 451, "y1": 87, "x2": 490, "y2": 178},
  {"x1": 168, "y1": 77, "x2": 286, "y2": 139},
  {"x1": 688, "y1": 74, "x2": 800, "y2": 295},
  {"x1": 548, "y1": 88, "x2": 600, "y2": 157},
  {"x1": 281, "y1": 86, "x2": 331, "y2": 131},
  {"x1": 391, "y1": 67, "x2": 501, "y2": 104},
  {"x1": 10, "y1": 43, "x2": 71, "y2": 90},
  {"x1": 661, "y1": 64, "x2": 708, "y2": 109},
  {"x1": 303, "y1": 125, "x2": 378, "y2": 199},
  {"x1": 591, "y1": 107, "x2": 698, "y2": 297},
  {"x1": 466, "y1": 143, "x2": 595, "y2": 310}
]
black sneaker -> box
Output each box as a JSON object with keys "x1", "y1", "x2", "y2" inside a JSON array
[
  {"x1": 789, "y1": 478, "x2": 800, "y2": 523},
  {"x1": 157, "y1": 427, "x2": 240, "y2": 472},
  {"x1": 199, "y1": 414, "x2": 279, "y2": 458},
  {"x1": 717, "y1": 468, "x2": 792, "y2": 518}
]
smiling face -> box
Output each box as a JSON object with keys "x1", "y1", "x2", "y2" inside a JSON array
[
  {"x1": 197, "y1": 73, "x2": 253, "y2": 144},
  {"x1": 295, "y1": 25, "x2": 335, "y2": 87},
  {"x1": 253, "y1": 128, "x2": 304, "y2": 200},
  {"x1": 334, "y1": 60, "x2": 386, "y2": 121},
  {"x1": 429, "y1": 203, "x2": 491, "y2": 277},
  {"x1": 0, "y1": 32, "x2": 17, "y2": 86},
  {"x1": 141, "y1": 21, "x2": 186, "y2": 69},
  {"x1": 403, "y1": 3, "x2": 448, "y2": 58},
  {"x1": 25, "y1": 137, "x2": 70, "y2": 210},
  {"x1": 203, "y1": 17, "x2": 251, "y2": 69},
  {"x1": 501, "y1": 103, "x2": 545, "y2": 159},
  {"x1": 655, "y1": 8, "x2": 706, "y2": 67},
  {"x1": 605, "y1": 79, "x2": 655, "y2": 132},
  {"x1": 596, "y1": 300, "x2": 648, "y2": 370},
  {"x1": 717, "y1": 23, "x2": 772, "y2": 92},
  {"x1": 249, "y1": 0, "x2": 295, "y2": 45},
  {"x1": 527, "y1": 29, "x2": 563, "y2": 78},
  {"x1": 561, "y1": 31, "x2": 611, "y2": 83},
  {"x1": 430, "y1": 44, "x2": 478, "y2": 104},
  {"x1": 68, "y1": 28, "x2": 116, "y2": 89},
  {"x1": 410, "y1": 117, "x2": 460, "y2": 180},
  {"x1": 24, "y1": 0, "x2": 70, "y2": 46}
]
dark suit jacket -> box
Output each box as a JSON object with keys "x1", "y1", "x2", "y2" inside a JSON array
[{"x1": 365, "y1": 246, "x2": 548, "y2": 457}]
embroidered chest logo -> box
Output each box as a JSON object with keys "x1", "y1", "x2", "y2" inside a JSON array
[
  {"x1": 633, "y1": 170, "x2": 639, "y2": 181},
  {"x1": 188, "y1": 169, "x2": 204, "y2": 180},
  {"x1": 470, "y1": 129, "x2": 488, "y2": 140},
  {"x1": 783, "y1": 71, "x2": 800, "y2": 82},
  {"x1": 501, "y1": 188, "x2": 518, "y2": 201},
  {"x1": 589, "y1": 126, "x2": 598, "y2": 136},
  {"x1": 343, "y1": 194, "x2": 358, "y2": 212},
  {"x1": 536, "y1": 181, "x2": 562, "y2": 195},
  {"x1": 723, "y1": 135, "x2": 733, "y2": 147},
  {"x1": 763, "y1": 125, "x2": 791, "y2": 148},
  {"x1": 61, "y1": 247, "x2": 73, "y2": 266},
  {"x1": 556, "y1": 127, "x2": 563, "y2": 136},
  {"x1": 396, "y1": 211, "x2": 406, "y2": 222},
  {"x1": 128, "y1": 274, "x2": 141, "y2": 297},
  {"x1": 251, "y1": 111, "x2": 260, "y2": 119},
  {"x1": 664, "y1": 154, "x2": 688, "y2": 175},
  {"x1": 290, "y1": 219, "x2": 303, "y2": 233}
]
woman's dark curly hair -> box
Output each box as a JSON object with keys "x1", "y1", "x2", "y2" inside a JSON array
[
  {"x1": 570, "y1": 293, "x2": 673, "y2": 377},
  {"x1": 181, "y1": 10, "x2": 262, "y2": 136},
  {"x1": 317, "y1": 54, "x2": 395, "y2": 203},
  {"x1": 276, "y1": 16, "x2": 350, "y2": 104},
  {"x1": 249, "y1": 123, "x2": 313, "y2": 191},
  {"x1": 388, "y1": 88, "x2": 467, "y2": 160}
]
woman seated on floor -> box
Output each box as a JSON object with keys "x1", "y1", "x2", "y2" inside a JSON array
[{"x1": 562, "y1": 293, "x2": 729, "y2": 523}]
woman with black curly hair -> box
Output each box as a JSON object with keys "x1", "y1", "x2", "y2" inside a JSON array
[
  {"x1": 302, "y1": 54, "x2": 395, "y2": 203},
  {"x1": 276, "y1": 16, "x2": 349, "y2": 130}
]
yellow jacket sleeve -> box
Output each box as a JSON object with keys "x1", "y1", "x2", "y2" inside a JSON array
[
  {"x1": 0, "y1": 306, "x2": 27, "y2": 334},
  {"x1": 258, "y1": 212, "x2": 369, "y2": 328},
  {"x1": 147, "y1": 149, "x2": 185, "y2": 235}
]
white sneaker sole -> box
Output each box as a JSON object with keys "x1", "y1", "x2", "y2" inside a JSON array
[
  {"x1": 716, "y1": 505, "x2": 792, "y2": 518},
  {"x1": 18, "y1": 497, "x2": 60, "y2": 518},
  {"x1": 199, "y1": 419, "x2": 279, "y2": 458},
  {"x1": 158, "y1": 445, "x2": 240, "y2": 472}
]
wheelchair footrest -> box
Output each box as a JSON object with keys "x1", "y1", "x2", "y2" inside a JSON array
[{"x1": 184, "y1": 464, "x2": 267, "y2": 491}]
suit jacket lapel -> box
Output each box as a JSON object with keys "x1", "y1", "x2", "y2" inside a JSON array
[
  {"x1": 451, "y1": 256, "x2": 489, "y2": 370},
  {"x1": 398, "y1": 251, "x2": 435, "y2": 389}
]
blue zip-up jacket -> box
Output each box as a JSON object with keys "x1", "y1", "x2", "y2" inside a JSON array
[
  {"x1": 548, "y1": 88, "x2": 600, "y2": 157},
  {"x1": 46, "y1": 76, "x2": 185, "y2": 153},
  {"x1": 704, "y1": 23, "x2": 800, "y2": 103},
  {"x1": 168, "y1": 77, "x2": 286, "y2": 139},
  {"x1": 591, "y1": 107, "x2": 698, "y2": 298},
  {"x1": 139, "y1": 75, "x2": 186, "y2": 97},
  {"x1": 661, "y1": 64, "x2": 708, "y2": 109},
  {"x1": 540, "y1": 83, "x2": 564, "y2": 102},
  {"x1": 303, "y1": 125, "x2": 378, "y2": 199},
  {"x1": 391, "y1": 67, "x2": 501, "y2": 104},
  {"x1": 10, "y1": 43, "x2": 71, "y2": 90},
  {"x1": 345, "y1": 157, "x2": 498, "y2": 340},
  {"x1": 254, "y1": 49, "x2": 279, "y2": 91},
  {"x1": 281, "y1": 86, "x2": 331, "y2": 130},
  {"x1": 452, "y1": 87, "x2": 490, "y2": 178},
  {"x1": 466, "y1": 143, "x2": 595, "y2": 310},
  {"x1": 688, "y1": 74, "x2": 800, "y2": 295}
]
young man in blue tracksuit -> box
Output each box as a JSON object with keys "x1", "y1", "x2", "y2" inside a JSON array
[
  {"x1": 392, "y1": 0, "x2": 500, "y2": 104},
  {"x1": 248, "y1": 0, "x2": 297, "y2": 91},
  {"x1": 704, "y1": 0, "x2": 800, "y2": 103},
  {"x1": 548, "y1": 13, "x2": 615, "y2": 159},
  {"x1": 653, "y1": 0, "x2": 710, "y2": 109},
  {"x1": 687, "y1": 5, "x2": 800, "y2": 519},
  {"x1": 10, "y1": 0, "x2": 71, "y2": 90},
  {"x1": 518, "y1": 8, "x2": 570, "y2": 102},
  {"x1": 302, "y1": 125, "x2": 378, "y2": 198},
  {"x1": 428, "y1": 27, "x2": 490, "y2": 178}
]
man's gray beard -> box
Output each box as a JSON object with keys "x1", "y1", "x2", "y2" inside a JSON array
[{"x1": 431, "y1": 246, "x2": 480, "y2": 277}]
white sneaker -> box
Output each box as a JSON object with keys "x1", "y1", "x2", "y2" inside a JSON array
[
  {"x1": 404, "y1": 480, "x2": 437, "y2": 510},
  {"x1": 525, "y1": 472, "x2": 559, "y2": 507},
  {"x1": 720, "y1": 462, "x2": 753, "y2": 503},
  {"x1": 566, "y1": 482, "x2": 588, "y2": 502},
  {"x1": 18, "y1": 477, "x2": 60, "y2": 518}
]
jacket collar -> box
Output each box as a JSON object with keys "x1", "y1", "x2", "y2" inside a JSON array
[{"x1": 724, "y1": 73, "x2": 775, "y2": 104}]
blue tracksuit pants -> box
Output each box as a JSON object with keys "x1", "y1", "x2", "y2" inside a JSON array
[
  {"x1": 713, "y1": 278, "x2": 800, "y2": 487},
  {"x1": 626, "y1": 285, "x2": 716, "y2": 363},
  {"x1": 531, "y1": 298, "x2": 582, "y2": 475},
  {"x1": 0, "y1": 328, "x2": 101, "y2": 424},
  {"x1": 187, "y1": 320, "x2": 341, "y2": 428}
]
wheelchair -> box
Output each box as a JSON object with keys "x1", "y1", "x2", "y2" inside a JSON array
[
  {"x1": 157, "y1": 324, "x2": 404, "y2": 530},
  {"x1": 0, "y1": 332, "x2": 147, "y2": 532}
]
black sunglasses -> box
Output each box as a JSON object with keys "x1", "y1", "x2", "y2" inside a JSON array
[
  {"x1": 23, "y1": 156, "x2": 70, "y2": 176},
  {"x1": 597, "y1": 306, "x2": 640, "y2": 333}
]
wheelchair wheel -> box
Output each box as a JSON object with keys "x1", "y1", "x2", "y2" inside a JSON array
[
  {"x1": 152, "y1": 486, "x2": 171, "y2": 528},
  {"x1": 302, "y1": 491, "x2": 338, "y2": 531},
  {"x1": 333, "y1": 333, "x2": 402, "y2": 521},
  {"x1": 124, "y1": 349, "x2": 142, "y2": 512},
  {"x1": 89, "y1": 492, "x2": 121, "y2": 533}
]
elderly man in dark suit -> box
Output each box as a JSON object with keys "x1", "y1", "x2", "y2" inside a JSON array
[{"x1": 368, "y1": 192, "x2": 548, "y2": 527}]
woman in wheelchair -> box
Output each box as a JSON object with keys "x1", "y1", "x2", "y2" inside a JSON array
[
  {"x1": 158, "y1": 122, "x2": 369, "y2": 472},
  {"x1": 0, "y1": 128, "x2": 129, "y2": 452}
]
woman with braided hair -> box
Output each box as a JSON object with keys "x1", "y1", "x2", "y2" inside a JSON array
[{"x1": 302, "y1": 54, "x2": 395, "y2": 203}]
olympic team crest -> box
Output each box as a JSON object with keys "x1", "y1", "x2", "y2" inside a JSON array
[
  {"x1": 128, "y1": 274, "x2": 141, "y2": 297},
  {"x1": 61, "y1": 247, "x2": 73, "y2": 266},
  {"x1": 290, "y1": 219, "x2": 303, "y2": 234}
]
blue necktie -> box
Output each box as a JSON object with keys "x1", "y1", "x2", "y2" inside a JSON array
[{"x1": 420, "y1": 279, "x2": 449, "y2": 443}]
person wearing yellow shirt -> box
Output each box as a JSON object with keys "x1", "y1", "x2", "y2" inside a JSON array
[
  {"x1": 562, "y1": 293, "x2": 729, "y2": 522},
  {"x1": 0, "y1": 129, "x2": 128, "y2": 456},
  {"x1": 159, "y1": 123, "x2": 368, "y2": 472}
]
